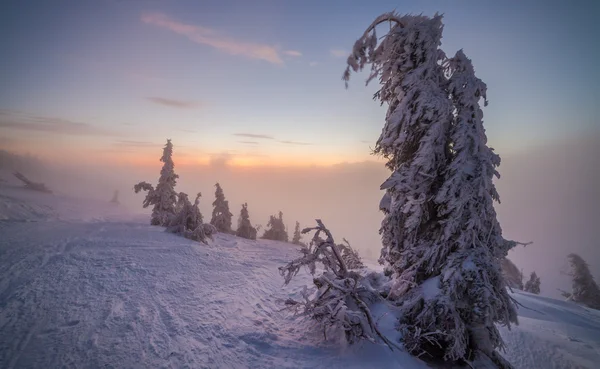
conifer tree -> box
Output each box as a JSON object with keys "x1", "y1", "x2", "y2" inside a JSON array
[
  {"x1": 210, "y1": 183, "x2": 233, "y2": 233},
  {"x1": 344, "y1": 13, "x2": 520, "y2": 367},
  {"x1": 236, "y1": 203, "x2": 257, "y2": 240},
  {"x1": 134, "y1": 139, "x2": 179, "y2": 226},
  {"x1": 167, "y1": 192, "x2": 214, "y2": 243},
  {"x1": 523, "y1": 271, "x2": 541, "y2": 295},
  {"x1": 292, "y1": 221, "x2": 303, "y2": 245},
  {"x1": 262, "y1": 211, "x2": 288, "y2": 242},
  {"x1": 565, "y1": 253, "x2": 600, "y2": 309}
]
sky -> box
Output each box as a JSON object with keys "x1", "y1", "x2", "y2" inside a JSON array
[
  {"x1": 0, "y1": 0, "x2": 598, "y2": 166},
  {"x1": 0, "y1": 0, "x2": 599, "y2": 297}
]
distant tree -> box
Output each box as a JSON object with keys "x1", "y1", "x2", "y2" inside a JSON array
[
  {"x1": 133, "y1": 139, "x2": 179, "y2": 226},
  {"x1": 292, "y1": 221, "x2": 303, "y2": 245},
  {"x1": 210, "y1": 183, "x2": 233, "y2": 233},
  {"x1": 13, "y1": 171, "x2": 52, "y2": 194},
  {"x1": 344, "y1": 13, "x2": 521, "y2": 368},
  {"x1": 565, "y1": 253, "x2": 600, "y2": 309},
  {"x1": 110, "y1": 190, "x2": 120, "y2": 205},
  {"x1": 501, "y1": 258, "x2": 524, "y2": 290},
  {"x1": 236, "y1": 203, "x2": 257, "y2": 240},
  {"x1": 262, "y1": 211, "x2": 288, "y2": 242},
  {"x1": 523, "y1": 272, "x2": 541, "y2": 294},
  {"x1": 166, "y1": 192, "x2": 215, "y2": 243}
]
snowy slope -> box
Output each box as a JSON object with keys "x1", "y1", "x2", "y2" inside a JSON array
[{"x1": 0, "y1": 186, "x2": 599, "y2": 369}]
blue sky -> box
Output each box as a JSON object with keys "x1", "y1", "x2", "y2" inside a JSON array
[{"x1": 0, "y1": 0, "x2": 598, "y2": 166}]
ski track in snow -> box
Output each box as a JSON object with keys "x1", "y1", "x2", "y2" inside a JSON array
[{"x1": 0, "y1": 186, "x2": 599, "y2": 369}]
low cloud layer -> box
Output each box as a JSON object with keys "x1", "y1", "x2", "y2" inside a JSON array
[
  {"x1": 0, "y1": 110, "x2": 117, "y2": 137},
  {"x1": 233, "y1": 133, "x2": 274, "y2": 140},
  {"x1": 147, "y1": 97, "x2": 202, "y2": 109}
]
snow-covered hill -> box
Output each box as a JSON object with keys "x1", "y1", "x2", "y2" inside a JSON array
[{"x1": 0, "y1": 185, "x2": 599, "y2": 369}]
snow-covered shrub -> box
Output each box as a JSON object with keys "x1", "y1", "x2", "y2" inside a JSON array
[
  {"x1": 210, "y1": 183, "x2": 233, "y2": 233},
  {"x1": 565, "y1": 253, "x2": 600, "y2": 309},
  {"x1": 13, "y1": 171, "x2": 52, "y2": 194},
  {"x1": 501, "y1": 258, "x2": 524, "y2": 290},
  {"x1": 166, "y1": 192, "x2": 212, "y2": 243},
  {"x1": 262, "y1": 211, "x2": 288, "y2": 242},
  {"x1": 344, "y1": 12, "x2": 522, "y2": 367},
  {"x1": 236, "y1": 203, "x2": 257, "y2": 240},
  {"x1": 133, "y1": 139, "x2": 179, "y2": 226},
  {"x1": 279, "y1": 220, "x2": 398, "y2": 350},
  {"x1": 523, "y1": 272, "x2": 541, "y2": 295}
]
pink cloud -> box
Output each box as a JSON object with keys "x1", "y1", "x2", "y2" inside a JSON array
[{"x1": 141, "y1": 12, "x2": 283, "y2": 65}]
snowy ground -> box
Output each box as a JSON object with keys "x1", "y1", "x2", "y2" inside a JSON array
[{"x1": 1, "y1": 185, "x2": 599, "y2": 369}]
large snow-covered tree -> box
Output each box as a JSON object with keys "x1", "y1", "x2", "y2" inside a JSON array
[
  {"x1": 565, "y1": 253, "x2": 600, "y2": 309},
  {"x1": 262, "y1": 211, "x2": 288, "y2": 242},
  {"x1": 344, "y1": 13, "x2": 519, "y2": 367},
  {"x1": 501, "y1": 258, "x2": 524, "y2": 290},
  {"x1": 133, "y1": 139, "x2": 179, "y2": 226},
  {"x1": 210, "y1": 183, "x2": 233, "y2": 233},
  {"x1": 523, "y1": 271, "x2": 541, "y2": 295},
  {"x1": 236, "y1": 203, "x2": 257, "y2": 240}
]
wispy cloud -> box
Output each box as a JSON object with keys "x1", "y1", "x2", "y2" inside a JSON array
[
  {"x1": 0, "y1": 110, "x2": 118, "y2": 137},
  {"x1": 239, "y1": 141, "x2": 259, "y2": 145},
  {"x1": 284, "y1": 50, "x2": 302, "y2": 57},
  {"x1": 309, "y1": 61, "x2": 319, "y2": 67},
  {"x1": 179, "y1": 128, "x2": 197, "y2": 133},
  {"x1": 279, "y1": 140, "x2": 313, "y2": 146},
  {"x1": 142, "y1": 12, "x2": 284, "y2": 65},
  {"x1": 112, "y1": 140, "x2": 158, "y2": 148},
  {"x1": 330, "y1": 49, "x2": 347, "y2": 58},
  {"x1": 233, "y1": 133, "x2": 274, "y2": 140},
  {"x1": 360, "y1": 140, "x2": 370, "y2": 144},
  {"x1": 147, "y1": 97, "x2": 202, "y2": 109}
]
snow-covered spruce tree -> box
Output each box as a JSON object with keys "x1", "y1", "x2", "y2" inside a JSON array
[
  {"x1": 292, "y1": 221, "x2": 304, "y2": 245},
  {"x1": 523, "y1": 272, "x2": 541, "y2": 295},
  {"x1": 210, "y1": 183, "x2": 233, "y2": 233},
  {"x1": 166, "y1": 192, "x2": 215, "y2": 243},
  {"x1": 262, "y1": 211, "x2": 289, "y2": 242},
  {"x1": 344, "y1": 14, "x2": 519, "y2": 367},
  {"x1": 133, "y1": 139, "x2": 179, "y2": 226},
  {"x1": 501, "y1": 258, "x2": 524, "y2": 290},
  {"x1": 236, "y1": 203, "x2": 257, "y2": 240},
  {"x1": 337, "y1": 238, "x2": 364, "y2": 270},
  {"x1": 279, "y1": 220, "x2": 397, "y2": 350},
  {"x1": 565, "y1": 253, "x2": 600, "y2": 309}
]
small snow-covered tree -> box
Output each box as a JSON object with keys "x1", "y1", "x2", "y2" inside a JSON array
[
  {"x1": 166, "y1": 192, "x2": 215, "y2": 243},
  {"x1": 344, "y1": 13, "x2": 521, "y2": 367},
  {"x1": 523, "y1": 272, "x2": 541, "y2": 295},
  {"x1": 279, "y1": 220, "x2": 397, "y2": 350},
  {"x1": 565, "y1": 253, "x2": 600, "y2": 309},
  {"x1": 236, "y1": 203, "x2": 257, "y2": 240},
  {"x1": 292, "y1": 221, "x2": 304, "y2": 245},
  {"x1": 337, "y1": 238, "x2": 364, "y2": 270},
  {"x1": 501, "y1": 258, "x2": 524, "y2": 290},
  {"x1": 262, "y1": 211, "x2": 289, "y2": 242},
  {"x1": 133, "y1": 139, "x2": 179, "y2": 226},
  {"x1": 210, "y1": 183, "x2": 233, "y2": 233}
]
